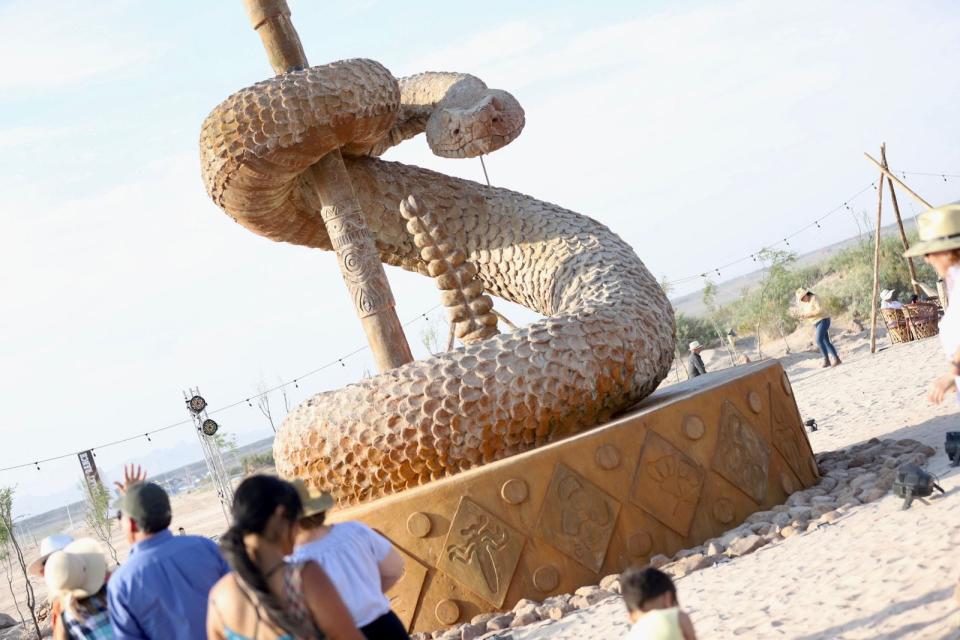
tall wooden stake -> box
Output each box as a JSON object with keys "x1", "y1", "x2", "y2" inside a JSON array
[
  {"x1": 880, "y1": 146, "x2": 921, "y2": 297},
  {"x1": 242, "y1": 0, "x2": 413, "y2": 372},
  {"x1": 863, "y1": 152, "x2": 933, "y2": 209},
  {"x1": 869, "y1": 148, "x2": 886, "y2": 354}
]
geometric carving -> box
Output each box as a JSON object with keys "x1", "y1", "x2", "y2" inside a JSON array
[
  {"x1": 438, "y1": 497, "x2": 524, "y2": 607},
  {"x1": 500, "y1": 478, "x2": 529, "y2": 505},
  {"x1": 385, "y1": 548, "x2": 427, "y2": 631},
  {"x1": 435, "y1": 599, "x2": 461, "y2": 626},
  {"x1": 748, "y1": 390, "x2": 763, "y2": 414},
  {"x1": 780, "y1": 471, "x2": 796, "y2": 495},
  {"x1": 406, "y1": 512, "x2": 432, "y2": 538},
  {"x1": 321, "y1": 204, "x2": 395, "y2": 318},
  {"x1": 532, "y1": 565, "x2": 560, "y2": 593},
  {"x1": 770, "y1": 385, "x2": 811, "y2": 483},
  {"x1": 713, "y1": 498, "x2": 735, "y2": 524},
  {"x1": 595, "y1": 444, "x2": 621, "y2": 470},
  {"x1": 712, "y1": 401, "x2": 771, "y2": 503},
  {"x1": 682, "y1": 415, "x2": 705, "y2": 440},
  {"x1": 536, "y1": 464, "x2": 620, "y2": 573},
  {"x1": 626, "y1": 530, "x2": 653, "y2": 558},
  {"x1": 629, "y1": 432, "x2": 705, "y2": 537}
]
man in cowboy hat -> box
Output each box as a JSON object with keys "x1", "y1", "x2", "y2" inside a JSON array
[
  {"x1": 107, "y1": 481, "x2": 228, "y2": 639},
  {"x1": 904, "y1": 202, "x2": 960, "y2": 404},
  {"x1": 44, "y1": 538, "x2": 112, "y2": 639},
  {"x1": 880, "y1": 289, "x2": 903, "y2": 310},
  {"x1": 687, "y1": 341, "x2": 707, "y2": 378}
]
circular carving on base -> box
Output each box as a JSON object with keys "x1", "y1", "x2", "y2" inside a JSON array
[
  {"x1": 406, "y1": 512, "x2": 432, "y2": 538},
  {"x1": 682, "y1": 415, "x2": 706, "y2": 440},
  {"x1": 500, "y1": 478, "x2": 529, "y2": 505},
  {"x1": 532, "y1": 565, "x2": 560, "y2": 592},
  {"x1": 435, "y1": 599, "x2": 460, "y2": 626},
  {"x1": 626, "y1": 530, "x2": 653, "y2": 557},
  {"x1": 595, "y1": 444, "x2": 621, "y2": 470},
  {"x1": 748, "y1": 390, "x2": 763, "y2": 414},
  {"x1": 781, "y1": 472, "x2": 796, "y2": 495},
  {"x1": 781, "y1": 372, "x2": 793, "y2": 395},
  {"x1": 713, "y1": 498, "x2": 735, "y2": 524}
]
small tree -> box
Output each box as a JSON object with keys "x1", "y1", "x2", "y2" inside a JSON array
[
  {"x1": 1, "y1": 539, "x2": 25, "y2": 628},
  {"x1": 0, "y1": 487, "x2": 40, "y2": 638},
  {"x1": 420, "y1": 317, "x2": 442, "y2": 355},
  {"x1": 255, "y1": 381, "x2": 276, "y2": 433},
  {"x1": 81, "y1": 480, "x2": 120, "y2": 565}
]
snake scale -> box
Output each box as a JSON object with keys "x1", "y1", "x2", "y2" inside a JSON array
[{"x1": 200, "y1": 59, "x2": 675, "y2": 505}]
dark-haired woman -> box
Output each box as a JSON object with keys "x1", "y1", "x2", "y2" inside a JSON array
[
  {"x1": 206, "y1": 475, "x2": 362, "y2": 640},
  {"x1": 290, "y1": 485, "x2": 408, "y2": 639}
]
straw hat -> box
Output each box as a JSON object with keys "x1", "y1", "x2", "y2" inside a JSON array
[
  {"x1": 880, "y1": 289, "x2": 895, "y2": 301},
  {"x1": 903, "y1": 202, "x2": 960, "y2": 257},
  {"x1": 28, "y1": 534, "x2": 74, "y2": 577},
  {"x1": 795, "y1": 288, "x2": 813, "y2": 302},
  {"x1": 688, "y1": 341, "x2": 702, "y2": 351},
  {"x1": 43, "y1": 538, "x2": 108, "y2": 599},
  {"x1": 291, "y1": 479, "x2": 334, "y2": 518}
]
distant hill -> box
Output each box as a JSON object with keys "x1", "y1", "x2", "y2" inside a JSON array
[{"x1": 670, "y1": 218, "x2": 918, "y2": 318}]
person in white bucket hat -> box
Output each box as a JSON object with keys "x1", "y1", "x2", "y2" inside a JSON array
[
  {"x1": 687, "y1": 341, "x2": 707, "y2": 378},
  {"x1": 903, "y1": 202, "x2": 960, "y2": 404},
  {"x1": 28, "y1": 534, "x2": 74, "y2": 638},
  {"x1": 880, "y1": 289, "x2": 903, "y2": 310},
  {"x1": 44, "y1": 538, "x2": 113, "y2": 639}
]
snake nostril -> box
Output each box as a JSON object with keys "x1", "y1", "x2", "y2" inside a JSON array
[{"x1": 453, "y1": 128, "x2": 460, "y2": 135}]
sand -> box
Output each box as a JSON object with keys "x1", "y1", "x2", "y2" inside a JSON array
[{"x1": 5, "y1": 328, "x2": 960, "y2": 639}]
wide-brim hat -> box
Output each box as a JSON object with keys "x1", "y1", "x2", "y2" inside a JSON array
[
  {"x1": 688, "y1": 341, "x2": 702, "y2": 351},
  {"x1": 291, "y1": 480, "x2": 334, "y2": 518},
  {"x1": 43, "y1": 538, "x2": 108, "y2": 599},
  {"x1": 795, "y1": 288, "x2": 813, "y2": 302},
  {"x1": 28, "y1": 534, "x2": 74, "y2": 577},
  {"x1": 904, "y1": 202, "x2": 960, "y2": 257},
  {"x1": 880, "y1": 289, "x2": 895, "y2": 301}
]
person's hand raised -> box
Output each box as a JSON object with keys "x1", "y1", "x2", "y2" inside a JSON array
[{"x1": 113, "y1": 464, "x2": 148, "y2": 495}]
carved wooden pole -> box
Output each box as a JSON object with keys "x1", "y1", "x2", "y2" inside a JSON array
[
  {"x1": 869, "y1": 151, "x2": 885, "y2": 354},
  {"x1": 879, "y1": 146, "x2": 921, "y2": 297},
  {"x1": 243, "y1": 0, "x2": 413, "y2": 372}
]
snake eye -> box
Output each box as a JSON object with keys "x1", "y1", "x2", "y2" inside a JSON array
[{"x1": 453, "y1": 128, "x2": 460, "y2": 135}]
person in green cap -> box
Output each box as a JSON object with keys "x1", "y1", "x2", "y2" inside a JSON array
[{"x1": 106, "y1": 470, "x2": 228, "y2": 639}]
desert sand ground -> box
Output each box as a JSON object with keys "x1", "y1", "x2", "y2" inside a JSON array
[{"x1": 4, "y1": 324, "x2": 959, "y2": 639}]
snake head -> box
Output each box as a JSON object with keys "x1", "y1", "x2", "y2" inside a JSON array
[{"x1": 426, "y1": 89, "x2": 525, "y2": 158}]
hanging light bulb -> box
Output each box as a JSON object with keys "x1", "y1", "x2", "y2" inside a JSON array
[
  {"x1": 339, "y1": 359, "x2": 346, "y2": 367},
  {"x1": 944, "y1": 175, "x2": 948, "y2": 182},
  {"x1": 145, "y1": 433, "x2": 152, "y2": 442},
  {"x1": 34, "y1": 462, "x2": 40, "y2": 471},
  {"x1": 246, "y1": 398, "x2": 253, "y2": 407},
  {"x1": 815, "y1": 221, "x2": 821, "y2": 229},
  {"x1": 784, "y1": 238, "x2": 790, "y2": 246},
  {"x1": 294, "y1": 379, "x2": 299, "y2": 389}
]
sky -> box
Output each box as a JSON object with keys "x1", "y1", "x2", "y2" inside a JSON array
[{"x1": 2, "y1": 0, "x2": 960, "y2": 517}]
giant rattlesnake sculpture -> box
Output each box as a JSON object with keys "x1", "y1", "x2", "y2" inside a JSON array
[{"x1": 200, "y1": 59, "x2": 675, "y2": 505}]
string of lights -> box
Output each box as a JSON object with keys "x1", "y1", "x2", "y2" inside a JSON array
[{"x1": 1, "y1": 304, "x2": 443, "y2": 474}]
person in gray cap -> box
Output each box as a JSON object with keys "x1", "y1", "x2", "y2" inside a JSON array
[{"x1": 106, "y1": 479, "x2": 228, "y2": 639}]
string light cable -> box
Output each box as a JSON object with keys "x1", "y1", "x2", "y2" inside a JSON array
[{"x1": 0, "y1": 303, "x2": 442, "y2": 474}]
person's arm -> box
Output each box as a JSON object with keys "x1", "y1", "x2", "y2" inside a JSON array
[
  {"x1": 301, "y1": 562, "x2": 363, "y2": 640},
  {"x1": 695, "y1": 356, "x2": 706, "y2": 375},
  {"x1": 679, "y1": 611, "x2": 697, "y2": 640},
  {"x1": 379, "y1": 548, "x2": 405, "y2": 593},
  {"x1": 113, "y1": 464, "x2": 148, "y2": 495},
  {"x1": 206, "y1": 595, "x2": 227, "y2": 640}
]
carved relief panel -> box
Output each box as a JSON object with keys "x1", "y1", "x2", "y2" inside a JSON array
[
  {"x1": 629, "y1": 431, "x2": 705, "y2": 537},
  {"x1": 712, "y1": 401, "x2": 771, "y2": 503}
]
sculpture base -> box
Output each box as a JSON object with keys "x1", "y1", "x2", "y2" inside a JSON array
[{"x1": 328, "y1": 361, "x2": 817, "y2": 632}]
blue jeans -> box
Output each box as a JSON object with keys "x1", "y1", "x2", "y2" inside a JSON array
[{"x1": 814, "y1": 318, "x2": 838, "y2": 359}]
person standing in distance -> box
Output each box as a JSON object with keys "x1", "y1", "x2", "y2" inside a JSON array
[{"x1": 687, "y1": 341, "x2": 707, "y2": 378}]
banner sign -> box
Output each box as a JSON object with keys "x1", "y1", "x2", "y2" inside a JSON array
[{"x1": 78, "y1": 450, "x2": 101, "y2": 496}]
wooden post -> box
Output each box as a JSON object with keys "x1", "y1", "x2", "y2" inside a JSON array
[
  {"x1": 863, "y1": 152, "x2": 933, "y2": 209},
  {"x1": 879, "y1": 146, "x2": 921, "y2": 297},
  {"x1": 242, "y1": 0, "x2": 413, "y2": 372},
  {"x1": 869, "y1": 150, "x2": 886, "y2": 354}
]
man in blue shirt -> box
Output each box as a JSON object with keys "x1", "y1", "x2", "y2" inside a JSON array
[{"x1": 107, "y1": 481, "x2": 229, "y2": 639}]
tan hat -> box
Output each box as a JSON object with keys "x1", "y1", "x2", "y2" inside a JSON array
[
  {"x1": 904, "y1": 202, "x2": 960, "y2": 257},
  {"x1": 28, "y1": 534, "x2": 74, "y2": 577},
  {"x1": 43, "y1": 538, "x2": 108, "y2": 599},
  {"x1": 291, "y1": 479, "x2": 334, "y2": 518}
]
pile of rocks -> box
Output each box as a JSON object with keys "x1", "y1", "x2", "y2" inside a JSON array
[{"x1": 412, "y1": 437, "x2": 935, "y2": 640}]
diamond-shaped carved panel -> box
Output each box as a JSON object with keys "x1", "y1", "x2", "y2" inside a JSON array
[
  {"x1": 712, "y1": 401, "x2": 771, "y2": 503},
  {"x1": 769, "y1": 384, "x2": 814, "y2": 485},
  {"x1": 535, "y1": 463, "x2": 620, "y2": 573},
  {"x1": 629, "y1": 431, "x2": 705, "y2": 537},
  {"x1": 438, "y1": 497, "x2": 524, "y2": 607}
]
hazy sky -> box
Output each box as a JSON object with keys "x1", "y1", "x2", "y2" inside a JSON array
[{"x1": 3, "y1": 0, "x2": 960, "y2": 516}]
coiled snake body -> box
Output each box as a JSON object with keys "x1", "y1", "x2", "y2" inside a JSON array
[{"x1": 201, "y1": 59, "x2": 675, "y2": 505}]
